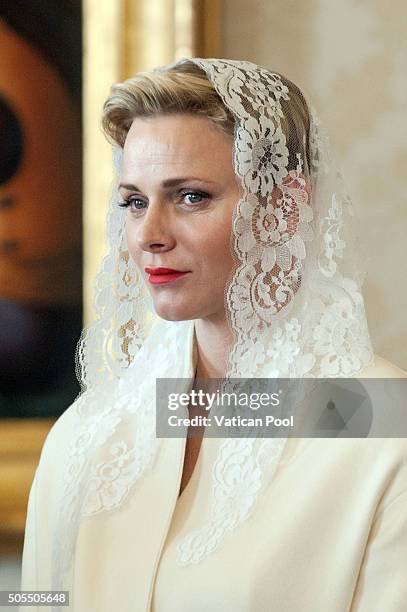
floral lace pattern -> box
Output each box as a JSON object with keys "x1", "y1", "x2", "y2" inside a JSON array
[
  {"x1": 192, "y1": 60, "x2": 318, "y2": 376},
  {"x1": 52, "y1": 320, "x2": 187, "y2": 588},
  {"x1": 53, "y1": 59, "x2": 374, "y2": 586},
  {"x1": 177, "y1": 437, "x2": 287, "y2": 566}
]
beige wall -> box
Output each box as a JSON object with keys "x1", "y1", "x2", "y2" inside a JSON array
[{"x1": 222, "y1": 0, "x2": 407, "y2": 370}]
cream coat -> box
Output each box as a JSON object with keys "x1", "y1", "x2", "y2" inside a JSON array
[{"x1": 21, "y1": 354, "x2": 407, "y2": 611}]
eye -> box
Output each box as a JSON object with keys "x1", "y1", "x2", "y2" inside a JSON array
[
  {"x1": 180, "y1": 191, "x2": 209, "y2": 206},
  {"x1": 118, "y1": 196, "x2": 146, "y2": 211}
]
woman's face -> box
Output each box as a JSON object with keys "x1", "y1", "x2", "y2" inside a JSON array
[{"x1": 120, "y1": 114, "x2": 240, "y2": 322}]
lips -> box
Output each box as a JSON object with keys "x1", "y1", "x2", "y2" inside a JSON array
[{"x1": 144, "y1": 267, "x2": 190, "y2": 285}]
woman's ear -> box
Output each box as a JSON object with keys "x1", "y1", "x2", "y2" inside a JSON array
[
  {"x1": 282, "y1": 169, "x2": 312, "y2": 201},
  {"x1": 269, "y1": 170, "x2": 311, "y2": 240}
]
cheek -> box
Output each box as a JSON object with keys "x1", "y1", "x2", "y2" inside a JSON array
[
  {"x1": 195, "y1": 214, "x2": 234, "y2": 271},
  {"x1": 125, "y1": 221, "x2": 140, "y2": 263}
]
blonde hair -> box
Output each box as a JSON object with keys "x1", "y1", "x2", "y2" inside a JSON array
[{"x1": 102, "y1": 60, "x2": 311, "y2": 172}]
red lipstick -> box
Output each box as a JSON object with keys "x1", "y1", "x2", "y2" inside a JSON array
[{"x1": 144, "y1": 267, "x2": 190, "y2": 285}]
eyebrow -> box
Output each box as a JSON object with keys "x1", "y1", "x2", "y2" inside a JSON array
[{"x1": 118, "y1": 177, "x2": 217, "y2": 191}]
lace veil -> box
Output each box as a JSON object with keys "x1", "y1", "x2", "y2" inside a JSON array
[{"x1": 52, "y1": 58, "x2": 374, "y2": 588}]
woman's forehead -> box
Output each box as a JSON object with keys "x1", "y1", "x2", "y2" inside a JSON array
[{"x1": 121, "y1": 114, "x2": 234, "y2": 185}]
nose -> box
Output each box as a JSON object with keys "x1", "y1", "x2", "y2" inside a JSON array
[{"x1": 134, "y1": 202, "x2": 175, "y2": 253}]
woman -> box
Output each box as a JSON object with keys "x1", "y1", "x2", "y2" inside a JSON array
[{"x1": 21, "y1": 58, "x2": 407, "y2": 611}]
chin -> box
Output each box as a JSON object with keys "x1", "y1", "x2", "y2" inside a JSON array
[
  {"x1": 157, "y1": 313, "x2": 194, "y2": 322},
  {"x1": 153, "y1": 301, "x2": 198, "y2": 322}
]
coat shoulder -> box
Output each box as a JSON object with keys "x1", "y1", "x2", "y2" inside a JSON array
[
  {"x1": 37, "y1": 396, "x2": 82, "y2": 477},
  {"x1": 358, "y1": 354, "x2": 407, "y2": 378}
]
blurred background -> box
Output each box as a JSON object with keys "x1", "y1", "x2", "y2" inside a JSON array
[{"x1": 1, "y1": 0, "x2": 406, "y2": 590}]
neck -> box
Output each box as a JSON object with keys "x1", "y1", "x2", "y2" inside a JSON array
[{"x1": 193, "y1": 316, "x2": 235, "y2": 379}]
